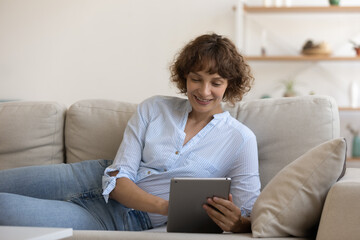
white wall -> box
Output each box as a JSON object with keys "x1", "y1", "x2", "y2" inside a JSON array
[
  {"x1": 0, "y1": 0, "x2": 237, "y2": 106},
  {"x1": 1, "y1": 0, "x2": 360, "y2": 107}
]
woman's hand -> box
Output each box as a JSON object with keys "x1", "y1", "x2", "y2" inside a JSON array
[{"x1": 203, "y1": 194, "x2": 251, "y2": 233}]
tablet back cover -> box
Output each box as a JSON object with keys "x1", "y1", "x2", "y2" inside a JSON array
[{"x1": 167, "y1": 178, "x2": 231, "y2": 233}]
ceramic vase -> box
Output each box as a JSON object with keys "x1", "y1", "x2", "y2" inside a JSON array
[
  {"x1": 263, "y1": 0, "x2": 272, "y2": 7},
  {"x1": 350, "y1": 80, "x2": 359, "y2": 108},
  {"x1": 283, "y1": 0, "x2": 292, "y2": 7}
]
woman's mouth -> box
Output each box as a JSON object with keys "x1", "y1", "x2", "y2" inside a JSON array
[{"x1": 194, "y1": 95, "x2": 212, "y2": 105}]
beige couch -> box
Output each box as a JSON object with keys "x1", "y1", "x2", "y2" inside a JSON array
[{"x1": 1, "y1": 95, "x2": 359, "y2": 240}]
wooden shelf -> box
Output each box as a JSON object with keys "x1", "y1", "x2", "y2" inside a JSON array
[
  {"x1": 245, "y1": 56, "x2": 360, "y2": 61},
  {"x1": 244, "y1": 6, "x2": 360, "y2": 13},
  {"x1": 339, "y1": 107, "x2": 360, "y2": 111},
  {"x1": 347, "y1": 157, "x2": 360, "y2": 161}
]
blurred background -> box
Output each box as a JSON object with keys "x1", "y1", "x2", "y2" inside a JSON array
[{"x1": 1, "y1": 0, "x2": 360, "y2": 106}]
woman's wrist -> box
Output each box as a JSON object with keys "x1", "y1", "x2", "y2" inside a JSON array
[
  {"x1": 234, "y1": 216, "x2": 251, "y2": 233},
  {"x1": 157, "y1": 198, "x2": 169, "y2": 216}
]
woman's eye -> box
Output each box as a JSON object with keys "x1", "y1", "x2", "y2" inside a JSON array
[
  {"x1": 191, "y1": 78, "x2": 200, "y2": 82},
  {"x1": 212, "y1": 82, "x2": 221, "y2": 87}
]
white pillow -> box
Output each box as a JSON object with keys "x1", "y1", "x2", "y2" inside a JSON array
[{"x1": 251, "y1": 138, "x2": 346, "y2": 237}]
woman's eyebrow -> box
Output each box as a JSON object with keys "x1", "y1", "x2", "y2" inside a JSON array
[
  {"x1": 189, "y1": 72, "x2": 225, "y2": 81},
  {"x1": 189, "y1": 72, "x2": 201, "y2": 76}
]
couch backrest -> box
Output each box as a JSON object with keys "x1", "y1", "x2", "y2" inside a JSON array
[
  {"x1": 223, "y1": 95, "x2": 339, "y2": 189},
  {"x1": 65, "y1": 95, "x2": 339, "y2": 189},
  {"x1": 65, "y1": 99, "x2": 137, "y2": 164},
  {"x1": 0, "y1": 101, "x2": 66, "y2": 170}
]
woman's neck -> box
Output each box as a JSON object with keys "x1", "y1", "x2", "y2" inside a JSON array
[
  {"x1": 187, "y1": 111, "x2": 213, "y2": 125},
  {"x1": 188, "y1": 106, "x2": 224, "y2": 123}
]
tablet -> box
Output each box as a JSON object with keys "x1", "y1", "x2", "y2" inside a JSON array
[{"x1": 166, "y1": 177, "x2": 231, "y2": 233}]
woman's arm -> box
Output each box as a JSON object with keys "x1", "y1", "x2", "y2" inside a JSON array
[
  {"x1": 209, "y1": 132, "x2": 259, "y2": 233},
  {"x1": 109, "y1": 172, "x2": 168, "y2": 216},
  {"x1": 203, "y1": 194, "x2": 251, "y2": 233},
  {"x1": 103, "y1": 98, "x2": 161, "y2": 209}
]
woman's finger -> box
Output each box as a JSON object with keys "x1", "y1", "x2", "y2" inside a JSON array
[
  {"x1": 209, "y1": 197, "x2": 239, "y2": 215},
  {"x1": 205, "y1": 196, "x2": 243, "y2": 231},
  {"x1": 203, "y1": 204, "x2": 230, "y2": 231}
]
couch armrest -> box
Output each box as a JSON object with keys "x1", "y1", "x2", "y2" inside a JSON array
[{"x1": 316, "y1": 168, "x2": 360, "y2": 240}]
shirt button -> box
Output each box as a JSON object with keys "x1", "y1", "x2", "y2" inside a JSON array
[
  {"x1": 175, "y1": 151, "x2": 179, "y2": 155},
  {"x1": 147, "y1": 171, "x2": 151, "y2": 175},
  {"x1": 164, "y1": 169, "x2": 167, "y2": 172}
]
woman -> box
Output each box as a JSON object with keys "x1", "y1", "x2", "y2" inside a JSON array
[{"x1": 0, "y1": 33, "x2": 260, "y2": 233}]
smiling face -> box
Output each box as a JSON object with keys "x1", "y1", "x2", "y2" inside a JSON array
[
  {"x1": 186, "y1": 70, "x2": 228, "y2": 118},
  {"x1": 171, "y1": 34, "x2": 254, "y2": 106}
]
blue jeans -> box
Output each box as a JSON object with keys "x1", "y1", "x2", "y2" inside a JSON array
[{"x1": 0, "y1": 159, "x2": 152, "y2": 231}]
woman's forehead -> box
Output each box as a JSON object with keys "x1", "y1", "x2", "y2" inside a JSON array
[{"x1": 191, "y1": 58, "x2": 218, "y2": 74}]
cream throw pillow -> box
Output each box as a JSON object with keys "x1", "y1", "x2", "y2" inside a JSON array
[{"x1": 251, "y1": 138, "x2": 346, "y2": 237}]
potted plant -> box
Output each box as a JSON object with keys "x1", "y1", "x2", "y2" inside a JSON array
[
  {"x1": 349, "y1": 40, "x2": 360, "y2": 56},
  {"x1": 329, "y1": 0, "x2": 340, "y2": 6},
  {"x1": 282, "y1": 79, "x2": 297, "y2": 97}
]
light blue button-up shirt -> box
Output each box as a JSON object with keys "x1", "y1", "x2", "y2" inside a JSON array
[{"x1": 102, "y1": 95, "x2": 260, "y2": 227}]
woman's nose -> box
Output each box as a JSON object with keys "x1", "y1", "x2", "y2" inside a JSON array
[{"x1": 199, "y1": 83, "x2": 211, "y2": 96}]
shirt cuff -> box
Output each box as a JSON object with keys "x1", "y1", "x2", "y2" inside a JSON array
[
  {"x1": 101, "y1": 167, "x2": 134, "y2": 203},
  {"x1": 102, "y1": 174, "x2": 115, "y2": 203},
  {"x1": 241, "y1": 207, "x2": 252, "y2": 217}
]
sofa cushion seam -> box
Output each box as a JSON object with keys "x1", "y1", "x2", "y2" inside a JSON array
[{"x1": 71, "y1": 105, "x2": 135, "y2": 113}]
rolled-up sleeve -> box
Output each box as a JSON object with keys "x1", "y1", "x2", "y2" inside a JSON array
[{"x1": 102, "y1": 167, "x2": 136, "y2": 202}]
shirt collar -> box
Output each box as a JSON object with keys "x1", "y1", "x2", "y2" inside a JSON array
[
  {"x1": 184, "y1": 99, "x2": 230, "y2": 119},
  {"x1": 213, "y1": 111, "x2": 230, "y2": 119}
]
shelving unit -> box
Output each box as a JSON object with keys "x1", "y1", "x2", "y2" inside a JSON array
[
  {"x1": 339, "y1": 107, "x2": 360, "y2": 111},
  {"x1": 244, "y1": 6, "x2": 360, "y2": 13},
  {"x1": 235, "y1": 1, "x2": 360, "y2": 108},
  {"x1": 240, "y1": 4, "x2": 360, "y2": 61},
  {"x1": 246, "y1": 56, "x2": 360, "y2": 61}
]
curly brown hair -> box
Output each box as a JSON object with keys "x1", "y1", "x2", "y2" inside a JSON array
[{"x1": 170, "y1": 33, "x2": 254, "y2": 104}]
